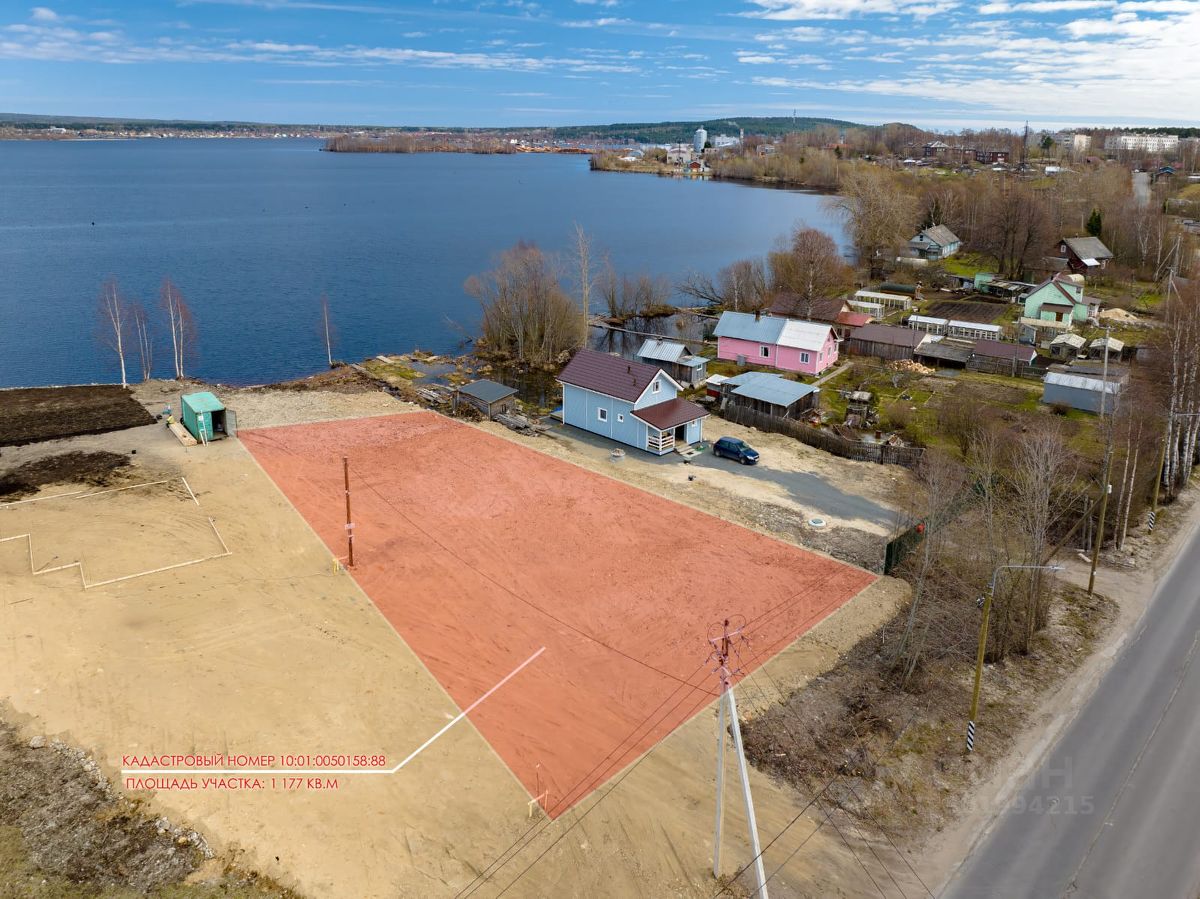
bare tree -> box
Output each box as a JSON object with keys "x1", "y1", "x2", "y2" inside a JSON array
[
  {"x1": 596, "y1": 267, "x2": 672, "y2": 319},
  {"x1": 129, "y1": 301, "x2": 154, "y2": 382},
  {"x1": 978, "y1": 178, "x2": 1051, "y2": 279},
  {"x1": 826, "y1": 165, "x2": 919, "y2": 267},
  {"x1": 96, "y1": 277, "x2": 130, "y2": 387},
  {"x1": 571, "y1": 223, "x2": 596, "y2": 325},
  {"x1": 678, "y1": 258, "x2": 769, "y2": 312},
  {"x1": 768, "y1": 225, "x2": 852, "y2": 320},
  {"x1": 319, "y1": 293, "x2": 337, "y2": 368},
  {"x1": 160, "y1": 278, "x2": 197, "y2": 380},
  {"x1": 466, "y1": 241, "x2": 585, "y2": 367},
  {"x1": 892, "y1": 448, "x2": 970, "y2": 686},
  {"x1": 1006, "y1": 424, "x2": 1079, "y2": 650}
]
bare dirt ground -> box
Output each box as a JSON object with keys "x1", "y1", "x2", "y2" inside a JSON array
[
  {"x1": 0, "y1": 386, "x2": 153, "y2": 447},
  {"x1": 0, "y1": 382, "x2": 913, "y2": 898},
  {"x1": 475, "y1": 416, "x2": 908, "y2": 571}
]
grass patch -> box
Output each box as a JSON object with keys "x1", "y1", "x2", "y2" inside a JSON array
[{"x1": 362, "y1": 358, "x2": 423, "y2": 383}]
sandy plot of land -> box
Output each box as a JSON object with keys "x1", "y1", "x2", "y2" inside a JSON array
[
  {"x1": 0, "y1": 395, "x2": 910, "y2": 898},
  {"x1": 0, "y1": 479, "x2": 226, "y2": 586},
  {"x1": 132, "y1": 379, "x2": 416, "y2": 431},
  {"x1": 242, "y1": 413, "x2": 876, "y2": 818}
]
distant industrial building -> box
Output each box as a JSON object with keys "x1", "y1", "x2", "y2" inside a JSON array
[{"x1": 693, "y1": 127, "x2": 708, "y2": 155}]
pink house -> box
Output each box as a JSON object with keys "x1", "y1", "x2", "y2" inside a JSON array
[{"x1": 713, "y1": 311, "x2": 838, "y2": 376}]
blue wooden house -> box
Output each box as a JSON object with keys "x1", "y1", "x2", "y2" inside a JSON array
[{"x1": 557, "y1": 348, "x2": 708, "y2": 455}]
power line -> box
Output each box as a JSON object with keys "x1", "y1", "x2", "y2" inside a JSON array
[
  {"x1": 734, "y1": 639, "x2": 934, "y2": 898},
  {"x1": 350, "y1": 462, "x2": 715, "y2": 694},
  {"x1": 733, "y1": 651, "x2": 897, "y2": 898},
  {"x1": 463, "y1": 583, "x2": 861, "y2": 898},
  {"x1": 712, "y1": 706, "x2": 921, "y2": 899},
  {"x1": 455, "y1": 658, "x2": 713, "y2": 897},
  {"x1": 482, "y1": 686, "x2": 717, "y2": 898}
]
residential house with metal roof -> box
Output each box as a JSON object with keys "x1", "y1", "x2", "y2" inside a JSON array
[
  {"x1": 1020, "y1": 274, "x2": 1097, "y2": 342},
  {"x1": 1056, "y1": 236, "x2": 1114, "y2": 276},
  {"x1": 635, "y1": 338, "x2": 708, "y2": 387},
  {"x1": 712, "y1": 311, "x2": 838, "y2": 376},
  {"x1": 908, "y1": 225, "x2": 962, "y2": 260},
  {"x1": 556, "y1": 348, "x2": 707, "y2": 455}
]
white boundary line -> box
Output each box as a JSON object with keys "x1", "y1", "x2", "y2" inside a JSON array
[
  {"x1": 0, "y1": 478, "x2": 232, "y2": 589},
  {"x1": 122, "y1": 646, "x2": 546, "y2": 776}
]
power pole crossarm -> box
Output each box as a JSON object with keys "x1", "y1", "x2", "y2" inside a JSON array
[{"x1": 710, "y1": 619, "x2": 769, "y2": 898}]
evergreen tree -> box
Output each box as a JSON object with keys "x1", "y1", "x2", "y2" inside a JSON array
[{"x1": 1086, "y1": 208, "x2": 1103, "y2": 237}]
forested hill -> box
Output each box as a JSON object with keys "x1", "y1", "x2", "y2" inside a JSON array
[{"x1": 548, "y1": 116, "x2": 865, "y2": 143}]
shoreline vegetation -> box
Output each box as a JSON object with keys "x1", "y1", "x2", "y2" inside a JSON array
[{"x1": 322, "y1": 134, "x2": 585, "y2": 154}]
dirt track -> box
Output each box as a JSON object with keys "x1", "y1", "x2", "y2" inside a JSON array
[{"x1": 0, "y1": 385, "x2": 909, "y2": 897}]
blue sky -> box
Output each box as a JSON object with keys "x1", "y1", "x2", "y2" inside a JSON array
[{"x1": 1, "y1": 0, "x2": 1197, "y2": 129}]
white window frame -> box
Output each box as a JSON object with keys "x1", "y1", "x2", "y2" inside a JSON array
[
  {"x1": 617, "y1": 413, "x2": 624, "y2": 422},
  {"x1": 652, "y1": 380, "x2": 661, "y2": 394},
  {"x1": 597, "y1": 407, "x2": 608, "y2": 422},
  {"x1": 800, "y1": 351, "x2": 810, "y2": 364},
  {"x1": 759, "y1": 345, "x2": 770, "y2": 358}
]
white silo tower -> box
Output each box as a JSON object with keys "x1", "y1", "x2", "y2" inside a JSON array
[{"x1": 694, "y1": 126, "x2": 708, "y2": 154}]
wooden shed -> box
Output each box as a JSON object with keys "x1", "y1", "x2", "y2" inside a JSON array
[
  {"x1": 845, "y1": 324, "x2": 929, "y2": 361},
  {"x1": 455, "y1": 379, "x2": 518, "y2": 419}
]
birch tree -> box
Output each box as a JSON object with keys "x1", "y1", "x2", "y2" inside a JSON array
[
  {"x1": 319, "y1": 293, "x2": 337, "y2": 368},
  {"x1": 160, "y1": 278, "x2": 197, "y2": 380},
  {"x1": 96, "y1": 277, "x2": 130, "y2": 388},
  {"x1": 129, "y1": 300, "x2": 154, "y2": 382},
  {"x1": 768, "y1": 225, "x2": 852, "y2": 320}
]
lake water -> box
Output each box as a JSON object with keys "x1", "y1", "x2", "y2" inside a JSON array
[{"x1": 0, "y1": 139, "x2": 846, "y2": 388}]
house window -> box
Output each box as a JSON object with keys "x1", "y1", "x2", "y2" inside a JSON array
[
  {"x1": 759, "y1": 346, "x2": 770, "y2": 358},
  {"x1": 617, "y1": 413, "x2": 624, "y2": 423},
  {"x1": 800, "y1": 352, "x2": 810, "y2": 364},
  {"x1": 652, "y1": 380, "x2": 661, "y2": 394},
  {"x1": 597, "y1": 407, "x2": 608, "y2": 422}
]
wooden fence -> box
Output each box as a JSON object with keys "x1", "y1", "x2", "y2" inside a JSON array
[{"x1": 721, "y1": 405, "x2": 924, "y2": 467}]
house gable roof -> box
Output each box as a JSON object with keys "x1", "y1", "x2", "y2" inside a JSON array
[
  {"x1": 557, "y1": 348, "x2": 662, "y2": 402},
  {"x1": 713, "y1": 311, "x2": 832, "y2": 351},
  {"x1": 1063, "y1": 236, "x2": 1113, "y2": 262},
  {"x1": 973, "y1": 339, "x2": 1037, "y2": 362},
  {"x1": 727, "y1": 372, "x2": 817, "y2": 407},
  {"x1": 848, "y1": 323, "x2": 928, "y2": 349},
  {"x1": 458, "y1": 379, "x2": 517, "y2": 404},
  {"x1": 914, "y1": 224, "x2": 961, "y2": 247},
  {"x1": 631, "y1": 397, "x2": 708, "y2": 430},
  {"x1": 769, "y1": 294, "x2": 848, "y2": 323},
  {"x1": 636, "y1": 338, "x2": 689, "y2": 364}
]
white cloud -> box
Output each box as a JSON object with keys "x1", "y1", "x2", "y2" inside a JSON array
[
  {"x1": 743, "y1": 0, "x2": 958, "y2": 19},
  {"x1": 560, "y1": 17, "x2": 632, "y2": 28},
  {"x1": 980, "y1": 0, "x2": 1114, "y2": 12},
  {"x1": 29, "y1": 7, "x2": 59, "y2": 22}
]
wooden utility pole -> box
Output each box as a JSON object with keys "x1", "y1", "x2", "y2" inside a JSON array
[
  {"x1": 343, "y1": 456, "x2": 355, "y2": 568},
  {"x1": 710, "y1": 619, "x2": 768, "y2": 898}
]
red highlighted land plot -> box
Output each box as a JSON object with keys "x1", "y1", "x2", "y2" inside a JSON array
[{"x1": 242, "y1": 413, "x2": 874, "y2": 814}]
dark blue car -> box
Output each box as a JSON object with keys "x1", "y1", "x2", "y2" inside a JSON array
[{"x1": 712, "y1": 436, "x2": 760, "y2": 465}]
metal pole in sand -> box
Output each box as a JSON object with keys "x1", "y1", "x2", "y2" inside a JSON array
[{"x1": 343, "y1": 456, "x2": 354, "y2": 568}]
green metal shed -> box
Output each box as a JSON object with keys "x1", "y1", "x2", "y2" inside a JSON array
[{"x1": 181, "y1": 391, "x2": 229, "y2": 442}]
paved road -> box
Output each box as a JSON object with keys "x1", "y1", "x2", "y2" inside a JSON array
[
  {"x1": 1133, "y1": 170, "x2": 1152, "y2": 207},
  {"x1": 943, "y1": 524, "x2": 1200, "y2": 899}
]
